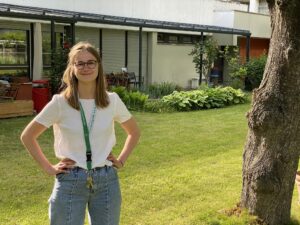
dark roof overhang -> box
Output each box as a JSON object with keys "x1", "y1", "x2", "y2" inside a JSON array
[{"x1": 0, "y1": 3, "x2": 251, "y2": 36}]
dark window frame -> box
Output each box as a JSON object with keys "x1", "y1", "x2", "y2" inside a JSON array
[{"x1": 157, "y1": 32, "x2": 201, "y2": 44}]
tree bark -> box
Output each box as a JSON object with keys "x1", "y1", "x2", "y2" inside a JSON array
[{"x1": 241, "y1": 0, "x2": 300, "y2": 224}]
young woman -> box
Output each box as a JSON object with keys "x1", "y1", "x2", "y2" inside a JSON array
[{"x1": 21, "y1": 42, "x2": 140, "y2": 225}]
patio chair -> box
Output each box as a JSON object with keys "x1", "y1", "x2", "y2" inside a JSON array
[
  {"x1": 1, "y1": 83, "x2": 19, "y2": 100},
  {"x1": 127, "y1": 72, "x2": 138, "y2": 88}
]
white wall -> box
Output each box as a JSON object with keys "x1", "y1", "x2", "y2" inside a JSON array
[
  {"x1": 258, "y1": 0, "x2": 269, "y2": 15},
  {"x1": 214, "y1": 10, "x2": 270, "y2": 41},
  {"x1": 1, "y1": 0, "x2": 215, "y2": 25},
  {"x1": 214, "y1": 0, "x2": 248, "y2": 11},
  {"x1": 214, "y1": 11, "x2": 235, "y2": 29},
  {"x1": 233, "y1": 11, "x2": 270, "y2": 38},
  {"x1": 249, "y1": 0, "x2": 259, "y2": 13},
  {"x1": 149, "y1": 33, "x2": 197, "y2": 88}
]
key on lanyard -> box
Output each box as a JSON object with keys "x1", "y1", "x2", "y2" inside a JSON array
[{"x1": 86, "y1": 175, "x2": 93, "y2": 189}]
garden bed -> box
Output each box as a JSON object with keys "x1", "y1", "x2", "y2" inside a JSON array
[{"x1": 0, "y1": 100, "x2": 34, "y2": 118}]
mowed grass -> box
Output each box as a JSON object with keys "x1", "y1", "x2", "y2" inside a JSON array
[{"x1": 1, "y1": 103, "x2": 300, "y2": 225}]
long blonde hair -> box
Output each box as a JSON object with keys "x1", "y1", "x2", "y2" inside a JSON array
[{"x1": 61, "y1": 42, "x2": 109, "y2": 109}]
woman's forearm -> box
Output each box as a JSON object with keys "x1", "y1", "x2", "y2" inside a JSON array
[
  {"x1": 21, "y1": 134, "x2": 54, "y2": 174},
  {"x1": 118, "y1": 132, "x2": 140, "y2": 165},
  {"x1": 20, "y1": 120, "x2": 55, "y2": 175},
  {"x1": 117, "y1": 117, "x2": 141, "y2": 165}
]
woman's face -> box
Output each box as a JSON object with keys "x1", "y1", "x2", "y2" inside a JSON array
[{"x1": 73, "y1": 50, "x2": 99, "y2": 84}]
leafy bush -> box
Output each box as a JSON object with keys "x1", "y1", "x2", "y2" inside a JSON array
[
  {"x1": 111, "y1": 86, "x2": 127, "y2": 100},
  {"x1": 111, "y1": 86, "x2": 148, "y2": 111},
  {"x1": 46, "y1": 48, "x2": 69, "y2": 94},
  {"x1": 189, "y1": 38, "x2": 220, "y2": 83},
  {"x1": 144, "y1": 99, "x2": 176, "y2": 113},
  {"x1": 230, "y1": 79, "x2": 245, "y2": 90},
  {"x1": 222, "y1": 46, "x2": 267, "y2": 90},
  {"x1": 244, "y1": 54, "x2": 267, "y2": 91},
  {"x1": 144, "y1": 82, "x2": 179, "y2": 99},
  {"x1": 162, "y1": 87, "x2": 246, "y2": 111}
]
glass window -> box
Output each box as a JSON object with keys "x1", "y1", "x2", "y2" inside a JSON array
[
  {"x1": 42, "y1": 32, "x2": 63, "y2": 65},
  {"x1": 157, "y1": 32, "x2": 201, "y2": 45},
  {"x1": 181, "y1": 36, "x2": 192, "y2": 44},
  {"x1": 168, "y1": 35, "x2": 178, "y2": 43},
  {"x1": 157, "y1": 33, "x2": 164, "y2": 43},
  {"x1": 0, "y1": 29, "x2": 28, "y2": 77},
  {"x1": 0, "y1": 29, "x2": 27, "y2": 65}
]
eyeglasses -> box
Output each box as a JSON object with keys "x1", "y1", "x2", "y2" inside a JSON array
[{"x1": 74, "y1": 60, "x2": 97, "y2": 70}]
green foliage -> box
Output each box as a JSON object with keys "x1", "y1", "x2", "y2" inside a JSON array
[
  {"x1": 222, "y1": 46, "x2": 267, "y2": 90},
  {"x1": 198, "y1": 83, "x2": 210, "y2": 90},
  {"x1": 162, "y1": 87, "x2": 246, "y2": 111},
  {"x1": 46, "y1": 48, "x2": 69, "y2": 94},
  {"x1": 111, "y1": 86, "x2": 148, "y2": 111},
  {"x1": 111, "y1": 86, "x2": 127, "y2": 100},
  {"x1": 144, "y1": 82, "x2": 179, "y2": 99},
  {"x1": 0, "y1": 69, "x2": 27, "y2": 77},
  {"x1": 0, "y1": 54, "x2": 26, "y2": 64},
  {"x1": 230, "y1": 79, "x2": 245, "y2": 90},
  {"x1": 189, "y1": 38, "x2": 219, "y2": 83},
  {"x1": 222, "y1": 46, "x2": 246, "y2": 80},
  {"x1": 0, "y1": 31, "x2": 26, "y2": 49},
  {"x1": 244, "y1": 54, "x2": 267, "y2": 90},
  {"x1": 127, "y1": 91, "x2": 148, "y2": 110},
  {"x1": 0, "y1": 31, "x2": 25, "y2": 41},
  {"x1": 143, "y1": 99, "x2": 176, "y2": 113}
]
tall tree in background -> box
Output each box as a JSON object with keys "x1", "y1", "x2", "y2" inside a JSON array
[{"x1": 241, "y1": 0, "x2": 300, "y2": 224}]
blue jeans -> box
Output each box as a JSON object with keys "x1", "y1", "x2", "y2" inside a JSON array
[{"x1": 48, "y1": 166, "x2": 121, "y2": 225}]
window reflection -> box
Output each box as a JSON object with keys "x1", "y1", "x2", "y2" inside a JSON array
[
  {"x1": 157, "y1": 32, "x2": 201, "y2": 44},
  {"x1": 42, "y1": 31, "x2": 63, "y2": 65},
  {"x1": 0, "y1": 29, "x2": 28, "y2": 77},
  {"x1": 0, "y1": 29, "x2": 27, "y2": 65}
]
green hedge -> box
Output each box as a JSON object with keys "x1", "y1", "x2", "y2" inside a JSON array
[
  {"x1": 162, "y1": 87, "x2": 246, "y2": 111},
  {"x1": 143, "y1": 99, "x2": 176, "y2": 113},
  {"x1": 112, "y1": 86, "x2": 247, "y2": 113},
  {"x1": 111, "y1": 86, "x2": 148, "y2": 111},
  {"x1": 144, "y1": 82, "x2": 181, "y2": 99}
]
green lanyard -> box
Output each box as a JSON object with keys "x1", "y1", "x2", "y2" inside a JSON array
[{"x1": 79, "y1": 102, "x2": 96, "y2": 170}]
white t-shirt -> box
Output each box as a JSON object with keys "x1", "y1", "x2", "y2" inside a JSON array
[{"x1": 34, "y1": 92, "x2": 132, "y2": 169}]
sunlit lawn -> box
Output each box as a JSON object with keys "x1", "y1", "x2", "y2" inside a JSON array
[{"x1": 1, "y1": 102, "x2": 300, "y2": 225}]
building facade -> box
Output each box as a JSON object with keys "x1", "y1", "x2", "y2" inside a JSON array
[{"x1": 0, "y1": 0, "x2": 270, "y2": 88}]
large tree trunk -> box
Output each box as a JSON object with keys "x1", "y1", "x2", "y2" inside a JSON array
[{"x1": 241, "y1": 0, "x2": 300, "y2": 224}]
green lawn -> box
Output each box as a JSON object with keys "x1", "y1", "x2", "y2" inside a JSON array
[{"x1": 1, "y1": 103, "x2": 300, "y2": 225}]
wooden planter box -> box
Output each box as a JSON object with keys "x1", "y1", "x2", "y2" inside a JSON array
[{"x1": 0, "y1": 100, "x2": 34, "y2": 118}]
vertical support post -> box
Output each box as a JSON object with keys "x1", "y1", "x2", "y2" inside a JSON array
[
  {"x1": 99, "y1": 29, "x2": 102, "y2": 58},
  {"x1": 51, "y1": 20, "x2": 56, "y2": 50},
  {"x1": 199, "y1": 32, "x2": 204, "y2": 85},
  {"x1": 29, "y1": 23, "x2": 34, "y2": 80},
  {"x1": 138, "y1": 26, "x2": 142, "y2": 89},
  {"x1": 125, "y1": 30, "x2": 128, "y2": 68},
  {"x1": 33, "y1": 23, "x2": 43, "y2": 80},
  {"x1": 50, "y1": 20, "x2": 55, "y2": 67},
  {"x1": 246, "y1": 34, "x2": 251, "y2": 62},
  {"x1": 70, "y1": 22, "x2": 75, "y2": 46}
]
